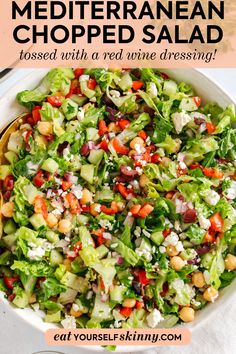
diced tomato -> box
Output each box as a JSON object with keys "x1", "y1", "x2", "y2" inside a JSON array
[
  {"x1": 137, "y1": 204, "x2": 154, "y2": 218},
  {"x1": 92, "y1": 228, "x2": 105, "y2": 237},
  {"x1": 8, "y1": 294, "x2": 16, "y2": 302},
  {"x1": 120, "y1": 307, "x2": 133, "y2": 317},
  {"x1": 135, "y1": 270, "x2": 151, "y2": 286},
  {"x1": 130, "y1": 204, "x2": 142, "y2": 216},
  {"x1": 203, "y1": 230, "x2": 215, "y2": 243},
  {"x1": 3, "y1": 276, "x2": 19, "y2": 290},
  {"x1": 189, "y1": 163, "x2": 201, "y2": 170},
  {"x1": 117, "y1": 183, "x2": 129, "y2": 199},
  {"x1": 62, "y1": 180, "x2": 73, "y2": 191},
  {"x1": 65, "y1": 193, "x2": 81, "y2": 214},
  {"x1": 24, "y1": 130, "x2": 32, "y2": 144},
  {"x1": 112, "y1": 138, "x2": 129, "y2": 155},
  {"x1": 74, "y1": 68, "x2": 84, "y2": 78},
  {"x1": 101, "y1": 201, "x2": 118, "y2": 215},
  {"x1": 98, "y1": 120, "x2": 108, "y2": 136},
  {"x1": 3, "y1": 175, "x2": 14, "y2": 191},
  {"x1": 206, "y1": 122, "x2": 216, "y2": 134},
  {"x1": 193, "y1": 96, "x2": 202, "y2": 107},
  {"x1": 118, "y1": 119, "x2": 130, "y2": 130},
  {"x1": 33, "y1": 170, "x2": 45, "y2": 188},
  {"x1": 138, "y1": 130, "x2": 147, "y2": 140},
  {"x1": 163, "y1": 228, "x2": 172, "y2": 238},
  {"x1": 151, "y1": 153, "x2": 161, "y2": 164},
  {"x1": 97, "y1": 233, "x2": 107, "y2": 245},
  {"x1": 160, "y1": 72, "x2": 169, "y2": 80},
  {"x1": 81, "y1": 205, "x2": 90, "y2": 213},
  {"x1": 34, "y1": 195, "x2": 48, "y2": 219},
  {"x1": 203, "y1": 167, "x2": 224, "y2": 179},
  {"x1": 132, "y1": 81, "x2": 144, "y2": 91},
  {"x1": 73, "y1": 241, "x2": 82, "y2": 254},
  {"x1": 100, "y1": 139, "x2": 109, "y2": 151},
  {"x1": 47, "y1": 95, "x2": 64, "y2": 107},
  {"x1": 135, "y1": 300, "x2": 144, "y2": 309},
  {"x1": 31, "y1": 106, "x2": 41, "y2": 125},
  {"x1": 209, "y1": 212, "x2": 224, "y2": 232},
  {"x1": 88, "y1": 78, "x2": 97, "y2": 90}
]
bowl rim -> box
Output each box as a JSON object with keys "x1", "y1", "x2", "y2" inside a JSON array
[{"x1": 0, "y1": 67, "x2": 236, "y2": 354}]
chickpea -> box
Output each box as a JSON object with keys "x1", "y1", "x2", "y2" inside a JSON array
[
  {"x1": 139, "y1": 174, "x2": 150, "y2": 187},
  {"x1": 122, "y1": 299, "x2": 136, "y2": 308},
  {"x1": 161, "y1": 157, "x2": 171, "y2": 167},
  {"x1": 130, "y1": 137, "x2": 145, "y2": 150},
  {"x1": 203, "y1": 286, "x2": 219, "y2": 302},
  {"x1": 29, "y1": 293, "x2": 37, "y2": 304},
  {"x1": 47, "y1": 213, "x2": 58, "y2": 228},
  {"x1": 179, "y1": 307, "x2": 195, "y2": 322},
  {"x1": 166, "y1": 245, "x2": 179, "y2": 257},
  {"x1": 90, "y1": 203, "x2": 101, "y2": 217},
  {"x1": 35, "y1": 135, "x2": 48, "y2": 148},
  {"x1": 70, "y1": 307, "x2": 82, "y2": 318},
  {"x1": 224, "y1": 254, "x2": 236, "y2": 271},
  {"x1": 80, "y1": 189, "x2": 93, "y2": 205},
  {"x1": 37, "y1": 121, "x2": 53, "y2": 136},
  {"x1": 1, "y1": 202, "x2": 14, "y2": 218},
  {"x1": 58, "y1": 219, "x2": 72, "y2": 234},
  {"x1": 170, "y1": 256, "x2": 185, "y2": 271},
  {"x1": 192, "y1": 272, "x2": 206, "y2": 288},
  {"x1": 128, "y1": 149, "x2": 136, "y2": 157},
  {"x1": 108, "y1": 122, "x2": 120, "y2": 133},
  {"x1": 63, "y1": 258, "x2": 72, "y2": 271}
]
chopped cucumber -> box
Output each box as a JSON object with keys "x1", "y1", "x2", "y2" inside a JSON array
[
  {"x1": 94, "y1": 189, "x2": 114, "y2": 202},
  {"x1": 44, "y1": 310, "x2": 61, "y2": 323},
  {"x1": 150, "y1": 231, "x2": 164, "y2": 246},
  {"x1": 70, "y1": 94, "x2": 88, "y2": 106},
  {"x1": 163, "y1": 80, "x2": 178, "y2": 96},
  {"x1": 29, "y1": 213, "x2": 47, "y2": 230},
  {"x1": 41, "y1": 158, "x2": 59, "y2": 173},
  {"x1": 0, "y1": 165, "x2": 11, "y2": 179},
  {"x1": 50, "y1": 250, "x2": 64, "y2": 265},
  {"x1": 88, "y1": 149, "x2": 104, "y2": 165},
  {"x1": 54, "y1": 264, "x2": 67, "y2": 280},
  {"x1": 3, "y1": 234, "x2": 17, "y2": 248},
  {"x1": 117, "y1": 73, "x2": 133, "y2": 91},
  {"x1": 61, "y1": 98, "x2": 79, "y2": 120},
  {"x1": 60, "y1": 272, "x2": 88, "y2": 293},
  {"x1": 91, "y1": 294, "x2": 112, "y2": 320},
  {"x1": 46, "y1": 230, "x2": 59, "y2": 244},
  {"x1": 96, "y1": 244, "x2": 109, "y2": 259},
  {"x1": 7, "y1": 131, "x2": 23, "y2": 153},
  {"x1": 77, "y1": 214, "x2": 89, "y2": 225},
  {"x1": 110, "y1": 285, "x2": 126, "y2": 303},
  {"x1": 80, "y1": 164, "x2": 94, "y2": 184},
  {"x1": 86, "y1": 128, "x2": 99, "y2": 141},
  {"x1": 4, "y1": 219, "x2": 17, "y2": 234},
  {"x1": 79, "y1": 226, "x2": 94, "y2": 247},
  {"x1": 80, "y1": 80, "x2": 96, "y2": 99},
  {"x1": 23, "y1": 183, "x2": 39, "y2": 204},
  {"x1": 179, "y1": 97, "x2": 198, "y2": 111}
]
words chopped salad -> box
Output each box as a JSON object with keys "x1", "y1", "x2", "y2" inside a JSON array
[{"x1": 0, "y1": 68, "x2": 236, "y2": 331}]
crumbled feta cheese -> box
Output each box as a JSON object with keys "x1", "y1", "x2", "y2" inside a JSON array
[
  {"x1": 146, "y1": 309, "x2": 164, "y2": 328},
  {"x1": 179, "y1": 161, "x2": 187, "y2": 170},
  {"x1": 174, "y1": 220, "x2": 182, "y2": 231},
  {"x1": 135, "y1": 167, "x2": 143, "y2": 175},
  {"x1": 163, "y1": 232, "x2": 179, "y2": 247},
  {"x1": 142, "y1": 230, "x2": 151, "y2": 238},
  {"x1": 86, "y1": 291, "x2": 93, "y2": 300},
  {"x1": 103, "y1": 232, "x2": 112, "y2": 240},
  {"x1": 72, "y1": 303, "x2": 79, "y2": 312},
  {"x1": 148, "y1": 82, "x2": 158, "y2": 98},
  {"x1": 90, "y1": 96, "x2": 96, "y2": 102},
  {"x1": 61, "y1": 315, "x2": 77, "y2": 329},
  {"x1": 28, "y1": 246, "x2": 45, "y2": 260},
  {"x1": 79, "y1": 74, "x2": 90, "y2": 82},
  {"x1": 134, "y1": 143, "x2": 144, "y2": 154},
  {"x1": 175, "y1": 241, "x2": 184, "y2": 252},
  {"x1": 203, "y1": 190, "x2": 220, "y2": 206},
  {"x1": 224, "y1": 181, "x2": 236, "y2": 200},
  {"x1": 26, "y1": 161, "x2": 39, "y2": 174},
  {"x1": 134, "y1": 226, "x2": 141, "y2": 237},
  {"x1": 198, "y1": 214, "x2": 211, "y2": 230},
  {"x1": 71, "y1": 185, "x2": 83, "y2": 199},
  {"x1": 171, "y1": 111, "x2": 193, "y2": 134},
  {"x1": 94, "y1": 204, "x2": 101, "y2": 213},
  {"x1": 110, "y1": 90, "x2": 120, "y2": 98}
]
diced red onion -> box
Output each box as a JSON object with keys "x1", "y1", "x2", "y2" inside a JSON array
[
  {"x1": 123, "y1": 214, "x2": 134, "y2": 227},
  {"x1": 177, "y1": 153, "x2": 186, "y2": 162},
  {"x1": 88, "y1": 141, "x2": 96, "y2": 150},
  {"x1": 46, "y1": 189, "x2": 53, "y2": 198},
  {"x1": 80, "y1": 143, "x2": 90, "y2": 156},
  {"x1": 92, "y1": 284, "x2": 99, "y2": 294},
  {"x1": 120, "y1": 165, "x2": 139, "y2": 178},
  {"x1": 101, "y1": 293, "x2": 109, "y2": 302},
  {"x1": 117, "y1": 256, "x2": 124, "y2": 265},
  {"x1": 199, "y1": 123, "x2": 207, "y2": 133},
  {"x1": 196, "y1": 244, "x2": 211, "y2": 255}
]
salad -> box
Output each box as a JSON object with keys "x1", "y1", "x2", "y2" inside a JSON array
[{"x1": 0, "y1": 68, "x2": 235, "y2": 332}]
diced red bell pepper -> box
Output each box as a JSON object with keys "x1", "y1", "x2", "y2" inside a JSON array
[
  {"x1": 120, "y1": 307, "x2": 133, "y2": 317},
  {"x1": 74, "y1": 68, "x2": 84, "y2": 78},
  {"x1": 162, "y1": 228, "x2": 172, "y2": 238},
  {"x1": 65, "y1": 193, "x2": 81, "y2": 214},
  {"x1": 206, "y1": 122, "x2": 216, "y2": 134},
  {"x1": 117, "y1": 183, "x2": 130, "y2": 199},
  {"x1": 135, "y1": 270, "x2": 151, "y2": 286},
  {"x1": 193, "y1": 96, "x2": 202, "y2": 107},
  {"x1": 101, "y1": 201, "x2": 118, "y2": 215},
  {"x1": 47, "y1": 95, "x2": 64, "y2": 107},
  {"x1": 24, "y1": 130, "x2": 32, "y2": 144},
  {"x1": 98, "y1": 120, "x2": 108, "y2": 136},
  {"x1": 31, "y1": 106, "x2": 41, "y2": 125},
  {"x1": 3, "y1": 175, "x2": 14, "y2": 191},
  {"x1": 138, "y1": 130, "x2": 147, "y2": 140},
  {"x1": 112, "y1": 138, "x2": 129, "y2": 155},
  {"x1": 135, "y1": 301, "x2": 144, "y2": 309},
  {"x1": 73, "y1": 241, "x2": 82, "y2": 255},
  {"x1": 203, "y1": 167, "x2": 224, "y2": 179},
  {"x1": 88, "y1": 78, "x2": 97, "y2": 90},
  {"x1": 151, "y1": 153, "x2": 161, "y2": 164},
  {"x1": 62, "y1": 180, "x2": 73, "y2": 191},
  {"x1": 209, "y1": 212, "x2": 224, "y2": 232},
  {"x1": 130, "y1": 204, "x2": 142, "y2": 216},
  {"x1": 33, "y1": 170, "x2": 45, "y2": 188},
  {"x1": 132, "y1": 81, "x2": 144, "y2": 90},
  {"x1": 100, "y1": 139, "x2": 109, "y2": 151},
  {"x1": 137, "y1": 204, "x2": 154, "y2": 218},
  {"x1": 118, "y1": 119, "x2": 130, "y2": 130},
  {"x1": 34, "y1": 195, "x2": 48, "y2": 219}
]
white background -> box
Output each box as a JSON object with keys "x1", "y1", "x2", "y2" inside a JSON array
[{"x1": 0, "y1": 69, "x2": 236, "y2": 354}]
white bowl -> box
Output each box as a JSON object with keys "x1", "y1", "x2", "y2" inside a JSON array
[{"x1": 0, "y1": 68, "x2": 235, "y2": 353}]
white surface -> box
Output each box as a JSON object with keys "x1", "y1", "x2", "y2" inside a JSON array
[{"x1": 0, "y1": 68, "x2": 236, "y2": 354}]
